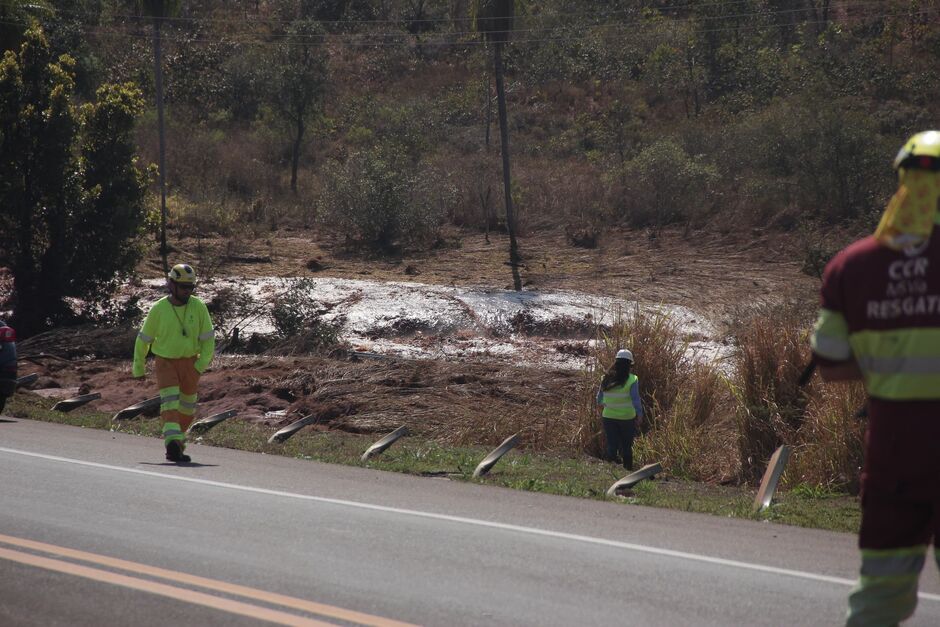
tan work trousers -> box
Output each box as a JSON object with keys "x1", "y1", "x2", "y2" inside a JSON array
[{"x1": 154, "y1": 356, "x2": 201, "y2": 433}]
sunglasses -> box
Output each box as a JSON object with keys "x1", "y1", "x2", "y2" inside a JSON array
[{"x1": 173, "y1": 283, "x2": 195, "y2": 291}]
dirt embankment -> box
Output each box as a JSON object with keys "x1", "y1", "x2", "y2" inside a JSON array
[
  {"x1": 12, "y1": 226, "x2": 824, "y2": 452},
  {"x1": 16, "y1": 347, "x2": 584, "y2": 451}
]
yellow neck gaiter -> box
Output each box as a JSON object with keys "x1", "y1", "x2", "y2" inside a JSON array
[{"x1": 874, "y1": 168, "x2": 940, "y2": 250}]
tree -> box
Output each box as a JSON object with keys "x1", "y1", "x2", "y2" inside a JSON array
[
  {"x1": 270, "y1": 19, "x2": 328, "y2": 194},
  {"x1": 139, "y1": 0, "x2": 180, "y2": 274},
  {"x1": 474, "y1": 0, "x2": 521, "y2": 291},
  {"x1": 0, "y1": 1, "x2": 52, "y2": 53},
  {"x1": 0, "y1": 25, "x2": 148, "y2": 336}
]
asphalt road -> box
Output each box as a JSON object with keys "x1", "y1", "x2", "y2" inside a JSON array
[{"x1": 2, "y1": 418, "x2": 939, "y2": 626}]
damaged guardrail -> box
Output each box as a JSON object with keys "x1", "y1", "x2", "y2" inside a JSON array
[
  {"x1": 361, "y1": 426, "x2": 409, "y2": 462},
  {"x1": 473, "y1": 434, "x2": 520, "y2": 478}
]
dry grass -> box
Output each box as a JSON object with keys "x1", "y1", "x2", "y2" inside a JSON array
[
  {"x1": 787, "y1": 381, "x2": 867, "y2": 493},
  {"x1": 728, "y1": 301, "x2": 815, "y2": 482},
  {"x1": 563, "y1": 299, "x2": 867, "y2": 492}
]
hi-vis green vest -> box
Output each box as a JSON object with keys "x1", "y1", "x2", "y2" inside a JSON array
[
  {"x1": 133, "y1": 296, "x2": 215, "y2": 377},
  {"x1": 602, "y1": 374, "x2": 639, "y2": 420}
]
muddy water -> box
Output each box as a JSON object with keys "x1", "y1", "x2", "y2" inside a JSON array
[{"x1": 134, "y1": 277, "x2": 730, "y2": 370}]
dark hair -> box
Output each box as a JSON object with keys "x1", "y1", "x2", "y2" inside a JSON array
[{"x1": 601, "y1": 358, "x2": 632, "y2": 390}]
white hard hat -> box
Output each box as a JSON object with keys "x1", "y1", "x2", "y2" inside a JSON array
[{"x1": 615, "y1": 349, "x2": 634, "y2": 362}]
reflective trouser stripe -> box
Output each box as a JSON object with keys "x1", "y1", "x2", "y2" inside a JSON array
[
  {"x1": 162, "y1": 422, "x2": 186, "y2": 445},
  {"x1": 860, "y1": 548, "x2": 926, "y2": 577},
  {"x1": 179, "y1": 393, "x2": 197, "y2": 417},
  {"x1": 160, "y1": 386, "x2": 181, "y2": 413},
  {"x1": 846, "y1": 546, "x2": 926, "y2": 626}
]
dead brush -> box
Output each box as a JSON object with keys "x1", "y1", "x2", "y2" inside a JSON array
[
  {"x1": 575, "y1": 305, "x2": 704, "y2": 461},
  {"x1": 729, "y1": 301, "x2": 814, "y2": 482},
  {"x1": 786, "y1": 381, "x2": 867, "y2": 494},
  {"x1": 638, "y1": 363, "x2": 738, "y2": 483},
  {"x1": 595, "y1": 304, "x2": 689, "y2": 423},
  {"x1": 422, "y1": 371, "x2": 584, "y2": 453}
]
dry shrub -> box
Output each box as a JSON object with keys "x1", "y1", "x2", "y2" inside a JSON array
[
  {"x1": 571, "y1": 306, "x2": 740, "y2": 481},
  {"x1": 787, "y1": 381, "x2": 867, "y2": 494},
  {"x1": 730, "y1": 301, "x2": 815, "y2": 482},
  {"x1": 515, "y1": 160, "x2": 607, "y2": 228},
  {"x1": 638, "y1": 362, "x2": 737, "y2": 482},
  {"x1": 596, "y1": 304, "x2": 689, "y2": 423}
]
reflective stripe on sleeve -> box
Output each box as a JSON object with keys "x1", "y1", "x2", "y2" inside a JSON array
[
  {"x1": 811, "y1": 308, "x2": 851, "y2": 360},
  {"x1": 137, "y1": 331, "x2": 154, "y2": 343},
  {"x1": 198, "y1": 331, "x2": 214, "y2": 341}
]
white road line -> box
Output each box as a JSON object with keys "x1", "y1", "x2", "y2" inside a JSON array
[{"x1": 3, "y1": 445, "x2": 938, "y2": 602}]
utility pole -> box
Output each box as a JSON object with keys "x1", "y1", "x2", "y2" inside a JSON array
[{"x1": 152, "y1": 14, "x2": 169, "y2": 274}]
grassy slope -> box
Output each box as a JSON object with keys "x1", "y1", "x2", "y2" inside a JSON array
[{"x1": 6, "y1": 391, "x2": 859, "y2": 534}]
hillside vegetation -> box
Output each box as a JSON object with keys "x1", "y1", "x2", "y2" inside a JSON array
[{"x1": 8, "y1": 0, "x2": 938, "y2": 251}]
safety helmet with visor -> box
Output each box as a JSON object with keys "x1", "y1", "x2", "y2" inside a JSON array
[
  {"x1": 893, "y1": 131, "x2": 940, "y2": 173},
  {"x1": 167, "y1": 263, "x2": 197, "y2": 286}
]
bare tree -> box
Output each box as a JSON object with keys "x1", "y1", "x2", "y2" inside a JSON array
[{"x1": 271, "y1": 19, "x2": 328, "y2": 194}]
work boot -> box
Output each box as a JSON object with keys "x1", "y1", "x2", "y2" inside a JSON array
[{"x1": 165, "y1": 440, "x2": 191, "y2": 463}]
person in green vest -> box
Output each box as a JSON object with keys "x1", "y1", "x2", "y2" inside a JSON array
[
  {"x1": 133, "y1": 263, "x2": 215, "y2": 463},
  {"x1": 596, "y1": 349, "x2": 644, "y2": 470}
]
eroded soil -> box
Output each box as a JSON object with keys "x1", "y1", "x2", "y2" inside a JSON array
[{"x1": 14, "y1": 225, "x2": 826, "y2": 452}]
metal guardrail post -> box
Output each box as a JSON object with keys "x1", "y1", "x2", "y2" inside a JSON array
[
  {"x1": 606, "y1": 463, "x2": 663, "y2": 497},
  {"x1": 361, "y1": 426, "x2": 409, "y2": 462},
  {"x1": 753, "y1": 445, "x2": 792, "y2": 513},
  {"x1": 473, "y1": 434, "x2": 520, "y2": 478},
  {"x1": 112, "y1": 396, "x2": 161, "y2": 421},
  {"x1": 52, "y1": 393, "x2": 101, "y2": 413},
  {"x1": 15, "y1": 373, "x2": 38, "y2": 388},
  {"x1": 188, "y1": 409, "x2": 237, "y2": 435},
  {"x1": 268, "y1": 415, "x2": 317, "y2": 444}
]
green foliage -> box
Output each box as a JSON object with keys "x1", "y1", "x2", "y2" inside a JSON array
[
  {"x1": 269, "y1": 278, "x2": 341, "y2": 351},
  {"x1": 732, "y1": 96, "x2": 890, "y2": 223},
  {"x1": 318, "y1": 145, "x2": 455, "y2": 250},
  {"x1": 0, "y1": 25, "x2": 148, "y2": 335},
  {"x1": 138, "y1": 0, "x2": 181, "y2": 19},
  {"x1": 612, "y1": 140, "x2": 719, "y2": 226}
]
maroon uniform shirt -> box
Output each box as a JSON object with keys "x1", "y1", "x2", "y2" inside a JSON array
[{"x1": 819, "y1": 232, "x2": 940, "y2": 514}]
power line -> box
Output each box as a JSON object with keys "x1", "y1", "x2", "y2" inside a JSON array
[
  {"x1": 45, "y1": 0, "x2": 927, "y2": 31},
  {"x1": 5, "y1": 4, "x2": 934, "y2": 50}
]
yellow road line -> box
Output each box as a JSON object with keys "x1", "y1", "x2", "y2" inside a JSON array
[
  {"x1": 0, "y1": 546, "x2": 334, "y2": 627},
  {"x1": 0, "y1": 533, "x2": 417, "y2": 627}
]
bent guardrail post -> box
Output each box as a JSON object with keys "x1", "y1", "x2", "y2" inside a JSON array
[
  {"x1": 268, "y1": 415, "x2": 317, "y2": 444},
  {"x1": 473, "y1": 434, "x2": 520, "y2": 478},
  {"x1": 753, "y1": 445, "x2": 792, "y2": 513},
  {"x1": 52, "y1": 392, "x2": 101, "y2": 413},
  {"x1": 112, "y1": 396, "x2": 161, "y2": 421},
  {"x1": 606, "y1": 462, "x2": 663, "y2": 497},
  {"x1": 188, "y1": 409, "x2": 237, "y2": 435},
  {"x1": 361, "y1": 425, "x2": 409, "y2": 462},
  {"x1": 15, "y1": 373, "x2": 38, "y2": 388}
]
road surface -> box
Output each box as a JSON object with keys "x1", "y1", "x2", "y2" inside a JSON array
[{"x1": 1, "y1": 418, "x2": 939, "y2": 626}]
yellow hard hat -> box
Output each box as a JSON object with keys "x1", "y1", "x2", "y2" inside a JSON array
[
  {"x1": 893, "y1": 131, "x2": 940, "y2": 171},
  {"x1": 167, "y1": 263, "x2": 196, "y2": 284}
]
